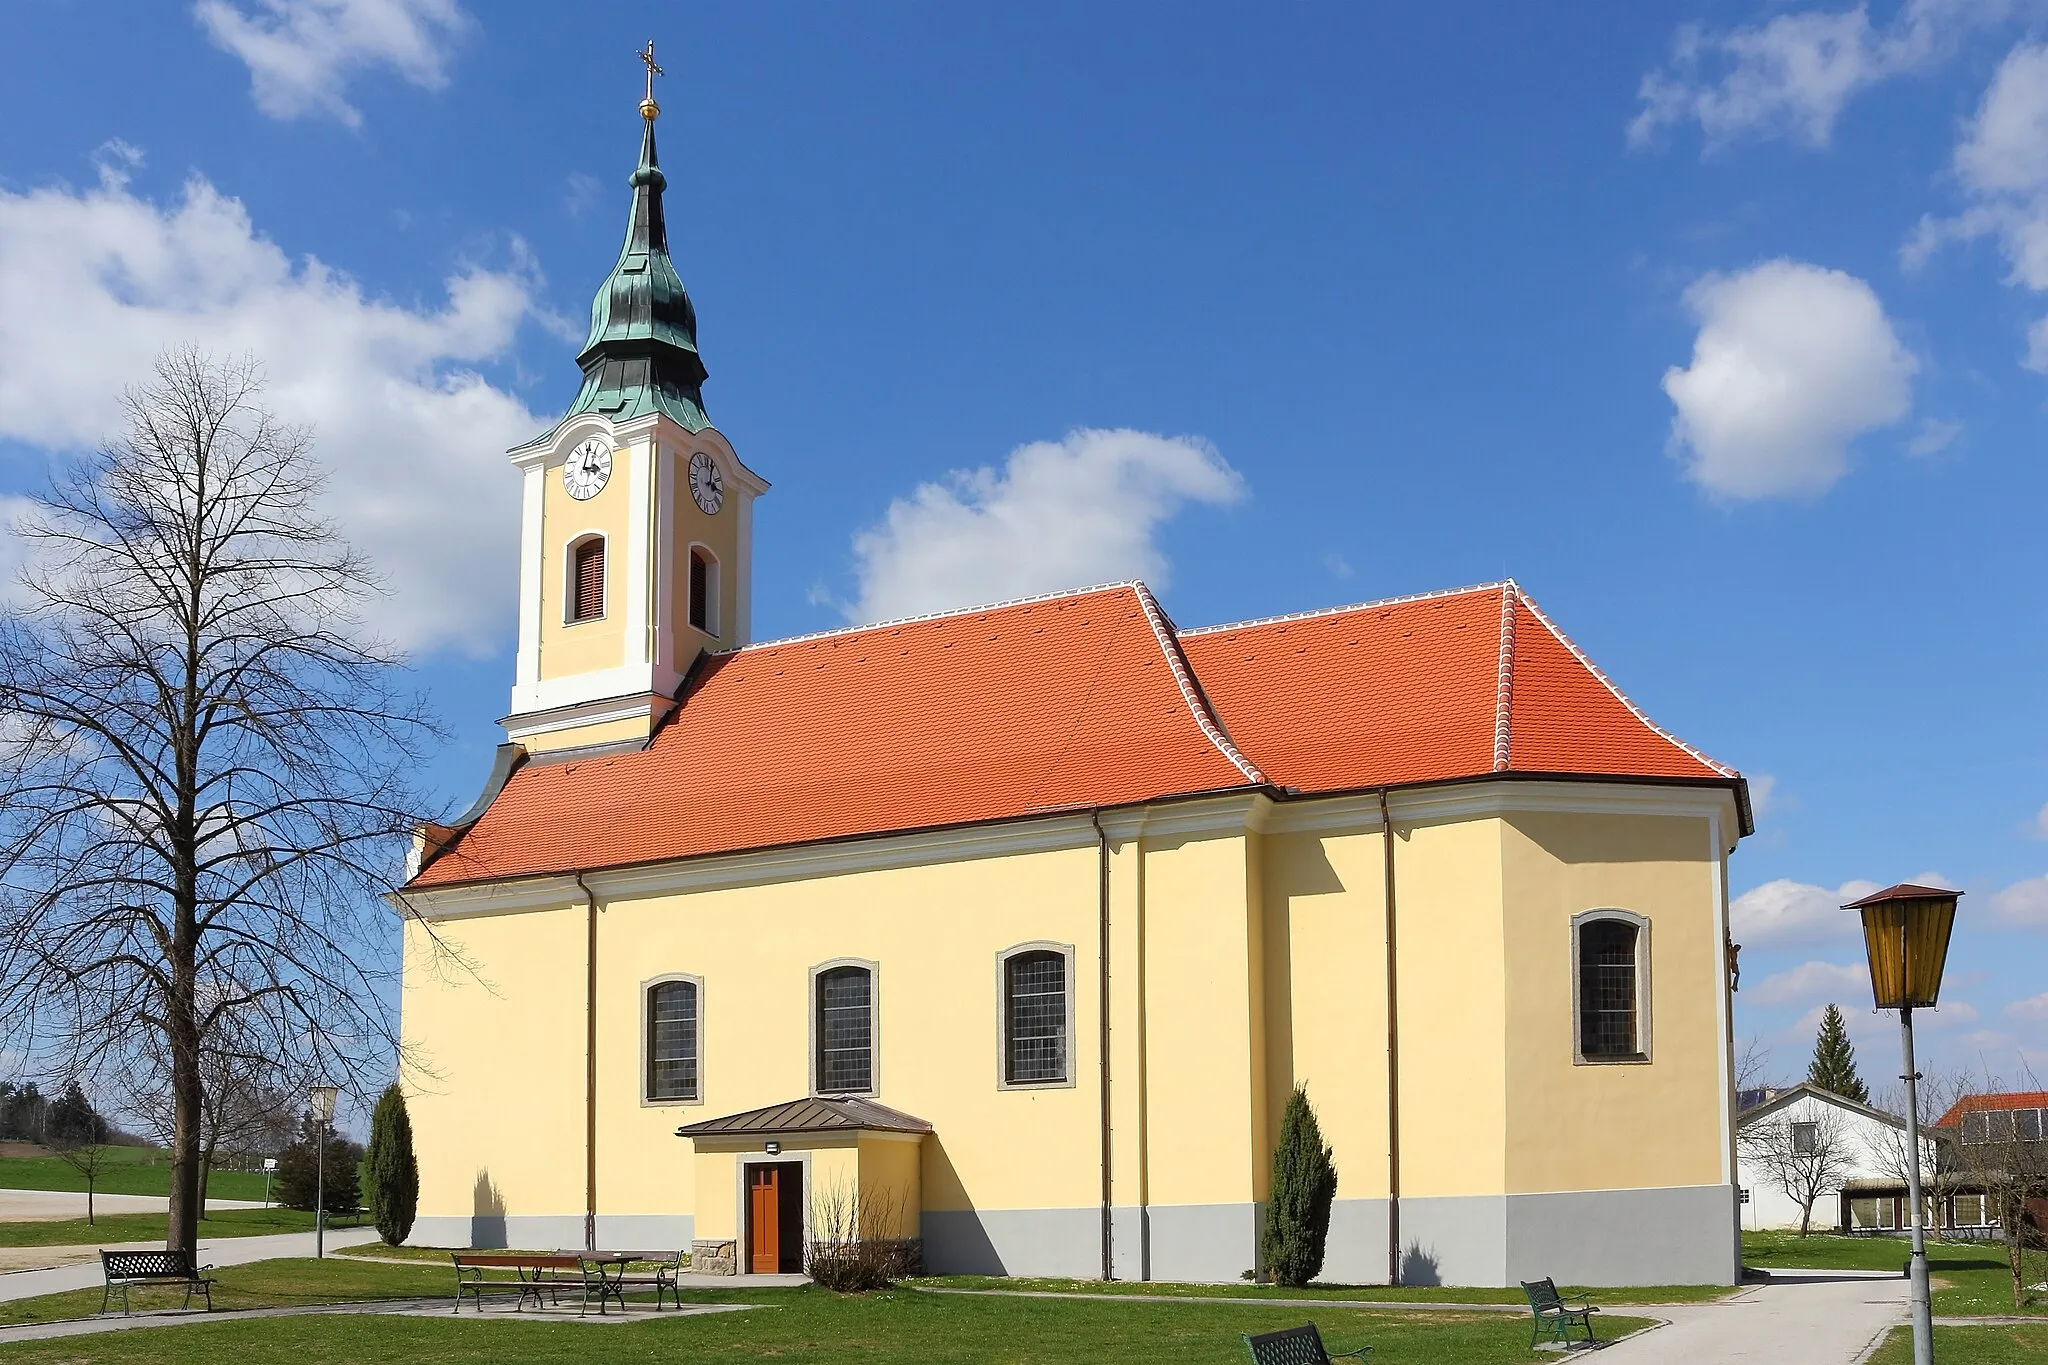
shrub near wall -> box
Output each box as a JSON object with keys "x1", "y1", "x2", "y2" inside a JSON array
[{"x1": 1262, "y1": 1086, "x2": 1338, "y2": 1287}]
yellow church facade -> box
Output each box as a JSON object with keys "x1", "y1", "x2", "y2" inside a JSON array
[{"x1": 394, "y1": 96, "x2": 1751, "y2": 1288}]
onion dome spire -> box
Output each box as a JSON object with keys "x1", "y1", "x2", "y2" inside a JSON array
[{"x1": 559, "y1": 40, "x2": 709, "y2": 432}]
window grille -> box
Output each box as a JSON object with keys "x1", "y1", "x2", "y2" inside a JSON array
[
  {"x1": 1951, "y1": 1193, "x2": 1988, "y2": 1227},
  {"x1": 1962, "y1": 1111, "x2": 1988, "y2": 1145},
  {"x1": 1004, "y1": 951, "x2": 1067, "y2": 1085},
  {"x1": 2019, "y1": 1107, "x2": 2044, "y2": 1142},
  {"x1": 1791, "y1": 1121, "x2": 1816, "y2": 1155},
  {"x1": 572, "y1": 538, "x2": 605, "y2": 622},
  {"x1": 816, "y1": 966, "x2": 873, "y2": 1094},
  {"x1": 646, "y1": 979, "x2": 698, "y2": 1101},
  {"x1": 689, "y1": 549, "x2": 712, "y2": 632},
  {"x1": 1577, "y1": 918, "x2": 1640, "y2": 1059}
]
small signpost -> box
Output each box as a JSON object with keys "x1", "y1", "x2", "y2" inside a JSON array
[{"x1": 261, "y1": 1157, "x2": 278, "y2": 1208}]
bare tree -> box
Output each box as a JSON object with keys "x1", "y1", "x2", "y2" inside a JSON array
[
  {"x1": 1872, "y1": 1067, "x2": 1967, "y2": 1242},
  {"x1": 1736, "y1": 1035, "x2": 1776, "y2": 1097},
  {"x1": 1740, "y1": 1102, "x2": 1857, "y2": 1236},
  {"x1": 0, "y1": 349, "x2": 439, "y2": 1254},
  {"x1": 127, "y1": 1006, "x2": 313, "y2": 1217}
]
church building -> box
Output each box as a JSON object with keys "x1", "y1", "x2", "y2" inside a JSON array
[{"x1": 395, "y1": 80, "x2": 1753, "y2": 1288}]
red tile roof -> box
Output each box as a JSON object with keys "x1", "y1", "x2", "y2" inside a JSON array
[
  {"x1": 1935, "y1": 1091, "x2": 2048, "y2": 1129},
  {"x1": 410, "y1": 580, "x2": 1739, "y2": 889}
]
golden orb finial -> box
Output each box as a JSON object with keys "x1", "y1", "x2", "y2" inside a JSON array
[{"x1": 638, "y1": 39, "x2": 663, "y2": 121}]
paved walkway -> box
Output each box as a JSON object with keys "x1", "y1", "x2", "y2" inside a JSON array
[
  {"x1": 0, "y1": 1227, "x2": 379, "y2": 1303},
  {"x1": 1593, "y1": 1270, "x2": 1908, "y2": 1364},
  {"x1": 0, "y1": 1297, "x2": 760, "y2": 1343},
  {"x1": 0, "y1": 1188, "x2": 267, "y2": 1221}
]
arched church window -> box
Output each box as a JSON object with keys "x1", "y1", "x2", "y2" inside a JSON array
[
  {"x1": 689, "y1": 547, "x2": 717, "y2": 634},
  {"x1": 644, "y1": 976, "x2": 700, "y2": 1102},
  {"x1": 570, "y1": 536, "x2": 606, "y2": 623},
  {"x1": 1000, "y1": 946, "x2": 1071, "y2": 1087},
  {"x1": 1573, "y1": 911, "x2": 1651, "y2": 1063},
  {"x1": 813, "y1": 962, "x2": 876, "y2": 1095}
]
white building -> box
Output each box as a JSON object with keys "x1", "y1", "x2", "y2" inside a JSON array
[{"x1": 1736, "y1": 1084, "x2": 1938, "y2": 1234}]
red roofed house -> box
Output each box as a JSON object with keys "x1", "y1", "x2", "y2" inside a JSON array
[{"x1": 394, "y1": 97, "x2": 1753, "y2": 1288}]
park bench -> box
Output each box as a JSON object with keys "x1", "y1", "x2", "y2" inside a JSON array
[
  {"x1": 579, "y1": 1249, "x2": 682, "y2": 1311},
  {"x1": 1520, "y1": 1277, "x2": 1599, "y2": 1349},
  {"x1": 100, "y1": 1248, "x2": 215, "y2": 1316},
  {"x1": 449, "y1": 1253, "x2": 582, "y2": 1313},
  {"x1": 1243, "y1": 1322, "x2": 1372, "y2": 1363}
]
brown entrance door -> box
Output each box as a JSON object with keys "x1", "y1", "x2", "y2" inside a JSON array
[{"x1": 748, "y1": 1165, "x2": 781, "y2": 1274}]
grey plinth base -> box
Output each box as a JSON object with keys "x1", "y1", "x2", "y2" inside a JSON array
[{"x1": 692, "y1": 1240, "x2": 738, "y2": 1275}]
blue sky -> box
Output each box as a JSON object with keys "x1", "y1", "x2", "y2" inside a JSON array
[{"x1": 1, "y1": 0, "x2": 2043, "y2": 1096}]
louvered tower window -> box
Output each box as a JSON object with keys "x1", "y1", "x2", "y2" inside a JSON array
[
  {"x1": 689, "y1": 548, "x2": 715, "y2": 633},
  {"x1": 570, "y1": 537, "x2": 605, "y2": 622}
]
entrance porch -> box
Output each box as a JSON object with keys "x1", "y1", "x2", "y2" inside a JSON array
[{"x1": 676, "y1": 1096, "x2": 930, "y2": 1276}]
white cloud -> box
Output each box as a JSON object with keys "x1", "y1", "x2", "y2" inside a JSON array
[
  {"x1": 195, "y1": 0, "x2": 469, "y2": 129},
  {"x1": 1749, "y1": 959, "x2": 1871, "y2": 1006},
  {"x1": 1630, "y1": 0, "x2": 2011, "y2": 151},
  {"x1": 0, "y1": 155, "x2": 543, "y2": 654},
  {"x1": 1905, "y1": 417, "x2": 1962, "y2": 455},
  {"x1": 1749, "y1": 773, "x2": 1779, "y2": 818},
  {"x1": 1322, "y1": 552, "x2": 1354, "y2": 581},
  {"x1": 2007, "y1": 991, "x2": 2048, "y2": 1020},
  {"x1": 1731, "y1": 877, "x2": 1881, "y2": 945},
  {"x1": 1921, "y1": 1000, "x2": 1981, "y2": 1028},
  {"x1": 1991, "y1": 874, "x2": 2048, "y2": 925},
  {"x1": 842, "y1": 428, "x2": 1244, "y2": 624},
  {"x1": 1908, "y1": 42, "x2": 2048, "y2": 371},
  {"x1": 1663, "y1": 261, "x2": 1916, "y2": 499}
]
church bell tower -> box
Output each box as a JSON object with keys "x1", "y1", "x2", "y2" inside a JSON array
[{"x1": 503, "y1": 45, "x2": 768, "y2": 755}]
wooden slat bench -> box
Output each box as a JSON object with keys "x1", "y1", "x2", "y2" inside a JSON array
[
  {"x1": 449, "y1": 1253, "x2": 583, "y2": 1313},
  {"x1": 1243, "y1": 1322, "x2": 1372, "y2": 1363},
  {"x1": 100, "y1": 1249, "x2": 215, "y2": 1316}
]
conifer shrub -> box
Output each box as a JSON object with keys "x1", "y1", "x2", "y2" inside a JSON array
[
  {"x1": 1261, "y1": 1085, "x2": 1338, "y2": 1287},
  {"x1": 364, "y1": 1083, "x2": 419, "y2": 1245}
]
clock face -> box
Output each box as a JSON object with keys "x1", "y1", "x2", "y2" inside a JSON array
[
  {"x1": 688, "y1": 450, "x2": 725, "y2": 514},
  {"x1": 563, "y1": 438, "x2": 612, "y2": 501}
]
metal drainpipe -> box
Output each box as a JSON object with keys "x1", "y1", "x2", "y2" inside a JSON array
[
  {"x1": 1379, "y1": 787, "x2": 1402, "y2": 1287},
  {"x1": 1092, "y1": 811, "x2": 1113, "y2": 1281},
  {"x1": 577, "y1": 872, "x2": 598, "y2": 1252}
]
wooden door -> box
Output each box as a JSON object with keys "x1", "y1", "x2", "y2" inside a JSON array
[{"x1": 748, "y1": 1166, "x2": 780, "y2": 1274}]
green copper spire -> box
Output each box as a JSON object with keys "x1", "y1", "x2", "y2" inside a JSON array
[{"x1": 558, "y1": 50, "x2": 709, "y2": 433}]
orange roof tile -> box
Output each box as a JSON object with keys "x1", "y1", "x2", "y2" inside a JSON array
[
  {"x1": 412, "y1": 584, "x2": 1257, "y2": 888},
  {"x1": 410, "y1": 580, "x2": 1741, "y2": 890},
  {"x1": 1935, "y1": 1091, "x2": 2048, "y2": 1129}
]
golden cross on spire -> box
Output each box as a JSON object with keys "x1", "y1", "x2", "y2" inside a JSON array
[{"x1": 638, "y1": 39, "x2": 663, "y2": 120}]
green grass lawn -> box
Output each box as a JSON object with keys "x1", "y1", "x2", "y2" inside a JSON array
[
  {"x1": 0, "y1": 1149, "x2": 272, "y2": 1203},
  {"x1": 910, "y1": 1274, "x2": 1733, "y2": 1305},
  {"x1": 0, "y1": 1207, "x2": 357, "y2": 1248},
  {"x1": 1869, "y1": 1324, "x2": 2048, "y2": 1364},
  {"x1": 1741, "y1": 1230, "x2": 2045, "y2": 1317},
  {"x1": 330, "y1": 1241, "x2": 507, "y2": 1264},
  {"x1": 0, "y1": 1255, "x2": 1656, "y2": 1363}
]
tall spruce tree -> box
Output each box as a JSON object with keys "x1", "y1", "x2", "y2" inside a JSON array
[
  {"x1": 1261, "y1": 1086, "x2": 1339, "y2": 1286},
  {"x1": 363, "y1": 1083, "x2": 419, "y2": 1246},
  {"x1": 1806, "y1": 1004, "x2": 1869, "y2": 1103}
]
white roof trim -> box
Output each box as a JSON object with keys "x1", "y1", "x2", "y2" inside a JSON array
[
  {"x1": 1131, "y1": 584, "x2": 1267, "y2": 786},
  {"x1": 1178, "y1": 579, "x2": 1512, "y2": 637},
  {"x1": 1493, "y1": 583, "x2": 1517, "y2": 773},
  {"x1": 1514, "y1": 590, "x2": 1739, "y2": 779}
]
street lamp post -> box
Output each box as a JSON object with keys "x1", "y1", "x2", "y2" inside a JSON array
[
  {"x1": 1844, "y1": 883, "x2": 1961, "y2": 1365},
  {"x1": 309, "y1": 1084, "x2": 339, "y2": 1259}
]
